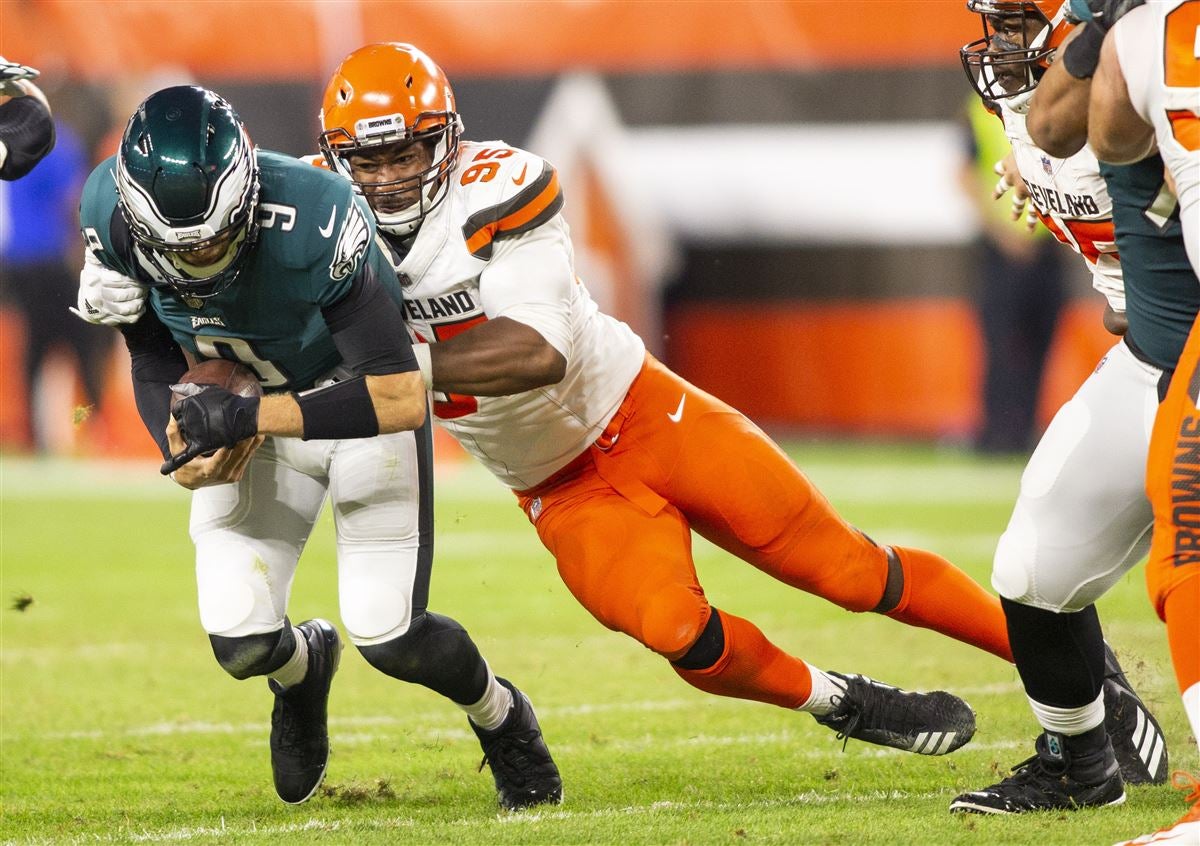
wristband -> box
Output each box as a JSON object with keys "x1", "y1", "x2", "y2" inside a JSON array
[
  {"x1": 1061, "y1": 23, "x2": 1105, "y2": 79},
  {"x1": 412, "y1": 343, "x2": 433, "y2": 389},
  {"x1": 296, "y1": 375, "x2": 380, "y2": 441}
]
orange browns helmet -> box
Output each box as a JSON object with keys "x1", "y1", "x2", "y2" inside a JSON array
[
  {"x1": 319, "y1": 43, "x2": 462, "y2": 237},
  {"x1": 960, "y1": 1, "x2": 1074, "y2": 103}
]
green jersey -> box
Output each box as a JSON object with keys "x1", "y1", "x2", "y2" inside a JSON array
[
  {"x1": 78, "y1": 150, "x2": 401, "y2": 391},
  {"x1": 1102, "y1": 156, "x2": 1198, "y2": 372}
]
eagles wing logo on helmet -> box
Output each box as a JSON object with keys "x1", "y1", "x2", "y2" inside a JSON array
[{"x1": 329, "y1": 202, "x2": 370, "y2": 281}]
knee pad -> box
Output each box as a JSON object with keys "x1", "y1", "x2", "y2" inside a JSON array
[
  {"x1": 992, "y1": 513, "x2": 1118, "y2": 613},
  {"x1": 195, "y1": 538, "x2": 289, "y2": 637},
  {"x1": 338, "y1": 543, "x2": 425, "y2": 646},
  {"x1": 637, "y1": 587, "x2": 709, "y2": 659},
  {"x1": 209, "y1": 625, "x2": 296, "y2": 680},
  {"x1": 355, "y1": 612, "x2": 488, "y2": 705}
]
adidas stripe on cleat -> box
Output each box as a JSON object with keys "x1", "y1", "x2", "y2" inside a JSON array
[
  {"x1": 1103, "y1": 644, "x2": 1169, "y2": 785},
  {"x1": 813, "y1": 672, "x2": 976, "y2": 755}
]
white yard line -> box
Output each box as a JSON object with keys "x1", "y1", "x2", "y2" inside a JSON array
[
  {"x1": 10, "y1": 788, "x2": 960, "y2": 845},
  {"x1": 37, "y1": 684, "x2": 1023, "y2": 742}
]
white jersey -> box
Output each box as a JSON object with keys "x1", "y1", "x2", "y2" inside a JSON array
[
  {"x1": 1000, "y1": 101, "x2": 1126, "y2": 310},
  {"x1": 1114, "y1": 0, "x2": 1200, "y2": 274},
  {"x1": 385, "y1": 140, "x2": 645, "y2": 489}
]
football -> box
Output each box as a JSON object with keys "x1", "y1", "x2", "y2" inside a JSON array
[{"x1": 170, "y1": 359, "x2": 262, "y2": 408}]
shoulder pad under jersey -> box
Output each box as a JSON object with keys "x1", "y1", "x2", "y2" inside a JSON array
[
  {"x1": 455, "y1": 141, "x2": 564, "y2": 261},
  {"x1": 255, "y1": 150, "x2": 377, "y2": 300},
  {"x1": 78, "y1": 156, "x2": 138, "y2": 277}
]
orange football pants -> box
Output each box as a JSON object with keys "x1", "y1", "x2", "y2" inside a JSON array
[
  {"x1": 516, "y1": 355, "x2": 1011, "y2": 709},
  {"x1": 1145, "y1": 314, "x2": 1200, "y2": 700}
]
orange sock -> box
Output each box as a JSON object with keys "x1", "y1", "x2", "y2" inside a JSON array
[
  {"x1": 1163, "y1": 569, "x2": 1200, "y2": 696},
  {"x1": 886, "y1": 546, "x2": 1013, "y2": 663},
  {"x1": 672, "y1": 610, "x2": 813, "y2": 709}
]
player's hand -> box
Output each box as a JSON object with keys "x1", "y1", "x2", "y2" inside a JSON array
[
  {"x1": 164, "y1": 416, "x2": 264, "y2": 488},
  {"x1": 69, "y1": 253, "x2": 147, "y2": 326},
  {"x1": 161, "y1": 384, "x2": 261, "y2": 475},
  {"x1": 1067, "y1": 0, "x2": 1143, "y2": 30},
  {"x1": 992, "y1": 156, "x2": 1037, "y2": 230},
  {"x1": 0, "y1": 59, "x2": 39, "y2": 98}
]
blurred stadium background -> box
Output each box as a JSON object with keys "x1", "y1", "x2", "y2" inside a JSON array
[{"x1": 0, "y1": 0, "x2": 1110, "y2": 458}]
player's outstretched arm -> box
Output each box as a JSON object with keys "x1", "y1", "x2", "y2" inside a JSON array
[
  {"x1": 1087, "y1": 28, "x2": 1155, "y2": 164},
  {"x1": 254, "y1": 370, "x2": 426, "y2": 438},
  {"x1": 422, "y1": 317, "x2": 566, "y2": 397}
]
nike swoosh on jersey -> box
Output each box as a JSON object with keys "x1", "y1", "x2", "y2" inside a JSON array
[
  {"x1": 318, "y1": 205, "x2": 337, "y2": 238},
  {"x1": 512, "y1": 164, "x2": 528, "y2": 186},
  {"x1": 668, "y1": 394, "x2": 686, "y2": 422}
]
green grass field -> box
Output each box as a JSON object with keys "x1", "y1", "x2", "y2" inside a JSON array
[{"x1": 2, "y1": 442, "x2": 1195, "y2": 845}]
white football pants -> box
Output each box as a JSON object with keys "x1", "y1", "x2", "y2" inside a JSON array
[
  {"x1": 992, "y1": 340, "x2": 1162, "y2": 612},
  {"x1": 188, "y1": 430, "x2": 428, "y2": 645}
]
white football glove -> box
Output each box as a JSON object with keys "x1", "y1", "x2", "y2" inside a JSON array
[{"x1": 70, "y1": 252, "x2": 147, "y2": 326}]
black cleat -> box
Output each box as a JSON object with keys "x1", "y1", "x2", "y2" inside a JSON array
[
  {"x1": 268, "y1": 619, "x2": 342, "y2": 804},
  {"x1": 471, "y1": 678, "x2": 563, "y2": 811},
  {"x1": 813, "y1": 672, "x2": 976, "y2": 755},
  {"x1": 1103, "y1": 644, "x2": 1169, "y2": 785},
  {"x1": 950, "y1": 730, "x2": 1126, "y2": 814}
]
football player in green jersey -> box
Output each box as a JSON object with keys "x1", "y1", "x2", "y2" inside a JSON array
[{"x1": 73, "y1": 86, "x2": 561, "y2": 809}]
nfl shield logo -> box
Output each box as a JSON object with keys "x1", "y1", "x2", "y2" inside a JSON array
[
  {"x1": 1041, "y1": 155, "x2": 1054, "y2": 177},
  {"x1": 529, "y1": 497, "x2": 543, "y2": 522}
]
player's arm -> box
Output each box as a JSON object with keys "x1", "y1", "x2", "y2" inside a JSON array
[
  {"x1": 0, "y1": 61, "x2": 53, "y2": 181},
  {"x1": 1087, "y1": 23, "x2": 1156, "y2": 164},
  {"x1": 1027, "y1": 26, "x2": 1092, "y2": 157},
  {"x1": 254, "y1": 258, "x2": 426, "y2": 438},
  {"x1": 418, "y1": 154, "x2": 568, "y2": 396},
  {"x1": 424, "y1": 317, "x2": 567, "y2": 397},
  {"x1": 167, "y1": 261, "x2": 424, "y2": 477}
]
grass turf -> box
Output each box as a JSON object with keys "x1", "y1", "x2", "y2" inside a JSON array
[{"x1": 1, "y1": 441, "x2": 1194, "y2": 844}]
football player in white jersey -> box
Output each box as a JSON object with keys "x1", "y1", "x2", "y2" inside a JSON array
[
  {"x1": 1088, "y1": 1, "x2": 1200, "y2": 841},
  {"x1": 312, "y1": 42, "x2": 1042, "y2": 769},
  {"x1": 953, "y1": 0, "x2": 1171, "y2": 815}
]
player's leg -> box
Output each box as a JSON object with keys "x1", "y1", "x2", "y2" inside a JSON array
[
  {"x1": 1145, "y1": 328, "x2": 1200, "y2": 759},
  {"x1": 190, "y1": 436, "x2": 337, "y2": 804},
  {"x1": 524, "y1": 461, "x2": 975, "y2": 756},
  {"x1": 952, "y1": 341, "x2": 1166, "y2": 815},
  {"x1": 330, "y1": 424, "x2": 560, "y2": 810},
  {"x1": 624, "y1": 356, "x2": 1011, "y2": 662},
  {"x1": 1117, "y1": 323, "x2": 1200, "y2": 844}
]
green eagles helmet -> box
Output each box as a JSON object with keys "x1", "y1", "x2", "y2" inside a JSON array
[{"x1": 115, "y1": 85, "x2": 260, "y2": 299}]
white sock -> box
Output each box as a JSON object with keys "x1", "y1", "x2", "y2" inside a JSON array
[
  {"x1": 267, "y1": 627, "x2": 309, "y2": 690},
  {"x1": 798, "y1": 663, "x2": 847, "y2": 716},
  {"x1": 462, "y1": 665, "x2": 514, "y2": 732},
  {"x1": 1183, "y1": 681, "x2": 1200, "y2": 758},
  {"x1": 1028, "y1": 690, "x2": 1105, "y2": 736}
]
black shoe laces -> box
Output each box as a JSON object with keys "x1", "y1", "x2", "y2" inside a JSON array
[
  {"x1": 478, "y1": 726, "x2": 557, "y2": 784},
  {"x1": 826, "y1": 680, "x2": 920, "y2": 750}
]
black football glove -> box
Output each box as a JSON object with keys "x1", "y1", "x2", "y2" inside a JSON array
[
  {"x1": 161, "y1": 384, "x2": 261, "y2": 475},
  {"x1": 1062, "y1": 0, "x2": 1144, "y2": 79},
  {"x1": 1066, "y1": 0, "x2": 1144, "y2": 29}
]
